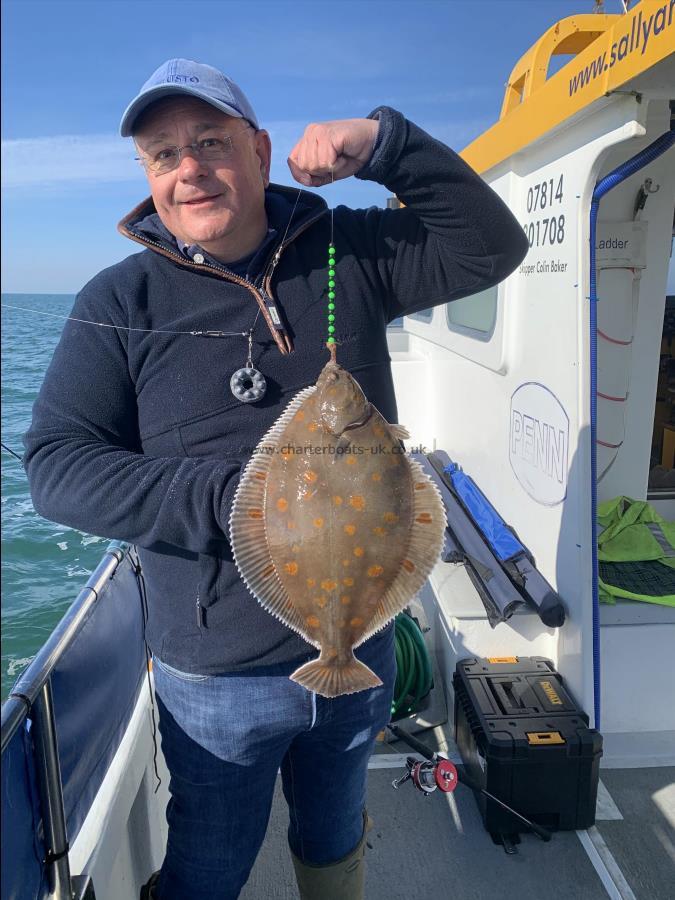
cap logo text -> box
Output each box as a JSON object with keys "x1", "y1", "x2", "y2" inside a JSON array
[{"x1": 166, "y1": 75, "x2": 199, "y2": 84}]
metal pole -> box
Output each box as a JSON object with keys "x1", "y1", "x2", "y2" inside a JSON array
[{"x1": 32, "y1": 680, "x2": 73, "y2": 899}]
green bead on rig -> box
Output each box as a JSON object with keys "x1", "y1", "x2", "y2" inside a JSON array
[{"x1": 327, "y1": 243, "x2": 336, "y2": 345}]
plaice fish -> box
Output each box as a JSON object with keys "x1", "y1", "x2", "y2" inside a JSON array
[{"x1": 229, "y1": 348, "x2": 446, "y2": 698}]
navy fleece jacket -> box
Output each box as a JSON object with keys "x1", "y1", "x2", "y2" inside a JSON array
[{"x1": 23, "y1": 107, "x2": 528, "y2": 673}]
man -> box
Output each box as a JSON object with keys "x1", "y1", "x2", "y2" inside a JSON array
[{"x1": 24, "y1": 59, "x2": 528, "y2": 899}]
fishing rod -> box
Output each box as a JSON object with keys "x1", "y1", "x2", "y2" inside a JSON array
[{"x1": 387, "y1": 723, "x2": 552, "y2": 844}]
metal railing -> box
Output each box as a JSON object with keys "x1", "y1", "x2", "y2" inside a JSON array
[{"x1": 1, "y1": 541, "x2": 131, "y2": 899}]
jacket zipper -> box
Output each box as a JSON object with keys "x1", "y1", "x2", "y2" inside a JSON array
[{"x1": 121, "y1": 208, "x2": 326, "y2": 355}]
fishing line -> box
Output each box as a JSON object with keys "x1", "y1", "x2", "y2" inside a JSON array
[
  {"x1": 130, "y1": 548, "x2": 163, "y2": 794},
  {"x1": 0, "y1": 302, "x2": 251, "y2": 339},
  {"x1": 1, "y1": 442, "x2": 23, "y2": 463}
]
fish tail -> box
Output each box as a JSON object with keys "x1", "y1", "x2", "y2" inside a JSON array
[{"x1": 290, "y1": 654, "x2": 382, "y2": 698}]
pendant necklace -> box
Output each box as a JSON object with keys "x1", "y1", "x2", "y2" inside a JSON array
[{"x1": 229, "y1": 185, "x2": 306, "y2": 404}]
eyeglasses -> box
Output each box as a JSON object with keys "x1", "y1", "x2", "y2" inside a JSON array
[{"x1": 135, "y1": 124, "x2": 252, "y2": 175}]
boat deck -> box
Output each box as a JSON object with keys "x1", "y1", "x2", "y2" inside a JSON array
[{"x1": 242, "y1": 722, "x2": 675, "y2": 900}]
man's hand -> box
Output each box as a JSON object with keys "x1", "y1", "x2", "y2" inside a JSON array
[{"x1": 287, "y1": 119, "x2": 379, "y2": 187}]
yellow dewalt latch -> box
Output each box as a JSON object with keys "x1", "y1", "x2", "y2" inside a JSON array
[
  {"x1": 487, "y1": 656, "x2": 519, "y2": 664},
  {"x1": 526, "y1": 731, "x2": 565, "y2": 745}
]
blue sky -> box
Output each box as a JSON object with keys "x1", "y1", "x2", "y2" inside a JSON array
[{"x1": 3, "y1": 0, "x2": 669, "y2": 293}]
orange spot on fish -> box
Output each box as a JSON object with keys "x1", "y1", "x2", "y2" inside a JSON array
[
  {"x1": 373, "y1": 425, "x2": 384, "y2": 438},
  {"x1": 367, "y1": 565, "x2": 384, "y2": 578},
  {"x1": 327, "y1": 648, "x2": 338, "y2": 659},
  {"x1": 306, "y1": 615, "x2": 320, "y2": 628},
  {"x1": 354, "y1": 547, "x2": 364, "y2": 558},
  {"x1": 414, "y1": 482, "x2": 427, "y2": 490},
  {"x1": 402, "y1": 559, "x2": 416, "y2": 573},
  {"x1": 383, "y1": 512, "x2": 399, "y2": 524},
  {"x1": 247, "y1": 508, "x2": 263, "y2": 519},
  {"x1": 287, "y1": 521, "x2": 296, "y2": 530},
  {"x1": 308, "y1": 422, "x2": 319, "y2": 432},
  {"x1": 321, "y1": 580, "x2": 338, "y2": 591},
  {"x1": 341, "y1": 595, "x2": 351, "y2": 605},
  {"x1": 284, "y1": 562, "x2": 299, "y2": 576},
  {"x1": 333, "y1": 495, "x2": 343, "y2": 505},
  {"x1": 416, "y1": 513, "x2": 433, "y2": 524},
  {"x1": 372, "y1": 527, "x2": 387, "y2": 537},
  {"x1": 294, "y1": 410, "x2": 305, "y2": 421},
  {"x1": 350, "y1": 617, "x2": 364, "y2": 627},
  {"x1": 314, "y1": 595, "x2": 328, "y2": 608},
  {"x1": 346, "y1": 456, "x2": 357, "y2": 465},
  {"x1": 371, "y1": 472, "x2": 382, "y2": 482},
  {"x1": 342, "y1": 559, "x2": 351, "y2": 567},
  {"x1": 344, "y1": 524, "x2": 357, "y2": 536},
  {"x1": 313, "y1": 517, "x2": 324, "y2": 528},
  {"x1": 253, "y1": 472, "x2": 266, "y2": 481},
  {"x1": 276, "y1": 498, "x2": 288, "y2": 512},
  {"x1": 342, "y1": 577, "x2": 354, "y2": 587},
  {"x1": 307, "y1": 578, "x2": 316, "y2": 588},
  {"x1": 304, "y1": 470, "x2": 318, "y2": 483},
  {"x1": 349, "y1": 495, "x2": 365, "y2": 511}
]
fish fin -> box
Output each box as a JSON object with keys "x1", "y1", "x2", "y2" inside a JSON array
[
  {"x1": 290, "y1": 653, "x2": 382, "y2": 698},
  {"x1": 388, "y1": 423, "x2": 411, "y2": 441},
  {"x1": 229, "y1": 383, "x2": 319, "y2": 643},
  {"x1": 355, "y1": 455, "x2": 446, "y2": 646}
]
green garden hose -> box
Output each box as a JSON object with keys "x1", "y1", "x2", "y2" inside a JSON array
[{"x1": 391, "y1": 612, "x2": 433, "y2": 719}]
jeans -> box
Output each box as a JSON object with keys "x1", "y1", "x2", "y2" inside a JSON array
[{"x1": 151, "y1": 627, "x2": 396, "y2": 900}]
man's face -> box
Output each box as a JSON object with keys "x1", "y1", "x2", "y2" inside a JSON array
[{"x1": 133, "y1": 96, "x2": 271, "y2": 261}]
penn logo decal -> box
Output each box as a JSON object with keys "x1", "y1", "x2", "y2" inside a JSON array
[{"x1": 509, "y1": 382, "x2": 569, "y2": 506}]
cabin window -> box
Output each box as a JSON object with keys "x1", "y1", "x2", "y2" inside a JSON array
[
  {"x1": 446, "y1": 283, "x2": 498, "y2": 336},
  {"x1": 408, "y1": 308, "x2": 434, "y2": 323}
]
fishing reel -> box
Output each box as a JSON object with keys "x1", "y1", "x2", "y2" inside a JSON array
[
  {"x1": 392, "y1": 755, "x2": 458, "y2": 795},
  {"x1": 388, "y1": 724, "x2": 552, "y2": 851}
]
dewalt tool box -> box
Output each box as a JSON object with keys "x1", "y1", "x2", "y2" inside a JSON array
[{"x1": 454, "y1": 656, "x2": 602, "y2": 844}]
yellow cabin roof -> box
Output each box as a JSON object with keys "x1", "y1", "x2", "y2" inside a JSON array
[{"x1": 461, "y1": 1, "x2": 675, "y2": 174}]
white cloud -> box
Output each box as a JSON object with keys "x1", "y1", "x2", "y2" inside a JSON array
[
  {"x1": 2, "y1": 133, "x2": 141, "y2": 187},
  {"x1": 1, "y1": 121, "x2": 312, "y2": 189},
  {"x1": 1, "y1": 116, "x2": 492, "y2": 193}
]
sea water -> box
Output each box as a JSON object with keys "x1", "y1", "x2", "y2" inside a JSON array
[{"x1": 1, "y1": 295, "x2": 109, "y2": 700}]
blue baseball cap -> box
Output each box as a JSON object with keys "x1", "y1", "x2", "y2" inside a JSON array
[{"x1": 119, "y1": 59, "x2": 259, "y2": 137}]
